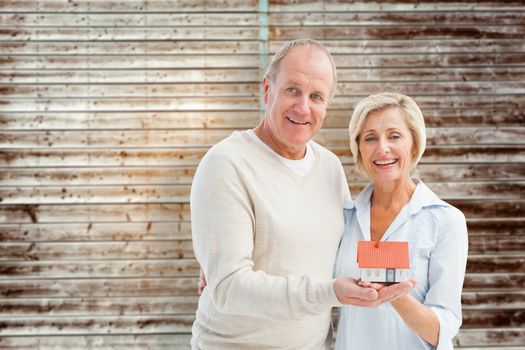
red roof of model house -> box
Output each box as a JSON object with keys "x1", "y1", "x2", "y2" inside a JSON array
[{"x1": 357, "y1": 241, "x2": 410, "y2": 269}]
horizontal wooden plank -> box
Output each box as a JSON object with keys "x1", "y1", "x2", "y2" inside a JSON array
[
  {"x1": 1, "y1": 147, "x2": 524, "y2": 169},
  {"x1": 455, "y1": 328, "x2": 525, "y2": 346},
  {"x1": 0, "y1": 0, "x2": 258, "y2": 12},
  {"x1": 0, "y1": 27, "x2": 260, "y2": 41},
  {"x1": 269, "y1": 25, "x2": 525, "y2": 40},
  {"x1": 2, "y1": 12, "x2": 523, "y2": 27},
  {"x1": 268, "y1": 1, "x2": 525, "y2": 12},
  {"x1": 0, "y1": 54, "x2": 260, "y2": 69},
  {"x1": 3, "y1": 67, "x2": 525, "y2": 85},
  {"x1": 2, "y1": 26, "x2": 524, "y2": 43},
  {"x1": 2, "y1": 81, "x2": 523, "y2": 100},
  {"x1": 0, "y1": 334, "x2": 192, "y2": 350},
  {"x1": 0, "y1": 129, "x2": 232, "y2": 148},
  {"x1": 428, "y1": 126, "x2": 525, "y2": 146},
  {"x1": 0, "y1": 204, "x2": 192, "y2": 223},
  {"x1": 336, "y1": 67, "x2": 525, "y2": 84},
  {"x1": 0, "y1": 149, "x2": 210, "y2": 167},
  {"x1": 0, "y1": 200, "x2": 522, "y2": 225},
  {"x1": 334, "y1": 53, "x2": 525, "y2": 68},
  {"x1": 2, "y1": 292, "x2": 522, "y2": 318},
  {"x1": 0, "y1": 218, "x2": 521, "y2": 242},
  {"x1": 463, "y1": 273, "x2": 525, "y2": 290},
  {"x1": 1, "y1": 96, "x2": 524, "y2": 113},
  {"x1": 466, "y1": 219, "x2": 525, "y2": 236},
  {"x1": 469, "y1": 236, "x2": 525, "y2": 254},
  {"x1": 269, "y1": 12, "x2": 525, "y2": 26},
  {"x1": 304, "y1": 38, "x2": 525, "y2": 55},
  {"x1": 0, "y1": 334, "x2": 520, "y2": 350},
  {"x1": 1, "y1": 109, "x2": 522, "y2": 130},
  {"x1": 438, "y1": 348, "x2": 525, "y2": 350},
  {"x1": 321, "y1": 127, "x2": 525, "y2": 147},
  {"x1": 0, "y1": 309, "x2": 521, "y2": 336},
  {"x1": 0, "y1": 259, "x2": 198, "y2": 278},
  {"x1": 2, "y1": 163, "x2": 523, "y2": 187},
  {"x1": 0, "y1": 277, "x2": 197, "y2": 297},
  {"x1": 0, "y1": 97, "x2": 260, "y2": 111},
  {"x1": 326, "y1": 109, "x2": 525, "y2": 128},
  {"x1": 1, "y1": 292, "x2": 522, "y2": 318},
  {"x1": 450, "y1": 200, "x2": 525, "y2": 219},
  {"x1": 0, "y1": 254, "x2": 521, "y2": 278},
  {"x1": 0, "y1": 13, "x2": 260, "y2": 27},
  {"x1": 0, "y1": 82, "x2": 260, "y2": 98},
  {"x1": 0, "y1": 41, "x2": 260, "y2": 55},
  {"x1": 409, "y1": 163, "x2": 525, "y2": 182},
  {"x1": 0, "y1": 69, "x2": 260, "y2": 84},
  {"x1": 333, "y1": 145, "x2": 525, "y2": 164},
  {"x1": 2, "y1": 39, "x2": 523, "y2": 55},
  {"x1": 0, "y1": 111, "x2": 260, "y2": 130},
  {"x1": 0, "y1": 296, "x2": 198, "y2": 316},
  {"x1": 0, "y1": 240, "x2": 194, "y2": 261},
  {"x1": 1, "y1": 182, "x2": 523, "y2": 204},
  {"x1": 462, "y1": 309, "x2": 525, "y2": 328},
  {"x1": 337, "y1": 81, "x2": 525, "y2": 96},
  {"x1": 0, "y1": 167, "x2": 198, "y2": 186},
  {"x1": 2, "y1": 53, "x2": 524, "y2": 70},
  {"x1": 0, "y1": 185, "x2": 191, "y2": 204},
  {"x1": 0, "y1": 222, "x2": 192, "y2": 241},
  {"x1": 0, "y1": 315, "x2": 194, "y2": 335},
  {"x1": 1, "y1": 127, "x2": 522, "y2": 149},
  {"x1": 462, "y1": 291, "x2": 525, "y2": 309},
  {"x1": 467, "y1": 255, "x2": 525, "y2": 273}
]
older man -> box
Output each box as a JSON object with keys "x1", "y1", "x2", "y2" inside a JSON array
[{"x1": 190, "y1": 39, "x2": 412, "y2": 349}]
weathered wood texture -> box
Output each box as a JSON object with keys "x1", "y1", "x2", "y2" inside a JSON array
[{"x1": 1, "y1": 0, "x2": 524, "y2": 349}]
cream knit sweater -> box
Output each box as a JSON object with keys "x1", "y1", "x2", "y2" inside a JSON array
[{"x1": 191, "y1": 130, "x2": 350, "y2": 349}]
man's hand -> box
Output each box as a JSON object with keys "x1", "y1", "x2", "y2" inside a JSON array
[{"x1": 334, "y1": 277, "x2": 415, "y2": 307}]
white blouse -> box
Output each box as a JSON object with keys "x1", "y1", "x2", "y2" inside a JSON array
[{"x1": 334, "y1": 179, "x2": 468, "y2": 350}]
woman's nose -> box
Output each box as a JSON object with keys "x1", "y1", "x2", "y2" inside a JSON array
[{"x1": 376, "y1": 138, "x2": 391, "y2": 154}]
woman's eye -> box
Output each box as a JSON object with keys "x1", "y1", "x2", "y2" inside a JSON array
[
  {"x1": 364, "y1": 136, "x2": 376, "y2": 142},
  {"x1": 391, "y1": 134, "x2": 402, "y2": 140}
]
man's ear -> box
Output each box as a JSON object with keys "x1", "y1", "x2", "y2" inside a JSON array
[{"x1": 262, "y1": 76, "x2": 271, "y2": 104}]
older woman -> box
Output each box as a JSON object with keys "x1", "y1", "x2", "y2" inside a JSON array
[{"x1": 334, "y1": 93, "x2": 468, "y2": 350}]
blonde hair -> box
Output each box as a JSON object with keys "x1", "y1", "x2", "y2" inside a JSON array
[
  {"x1": 348, "y1": 92, "x2": 426, "y2": 174},
  {"x1": 264, "y1": 39, "x2": 337, "y2": 99}
]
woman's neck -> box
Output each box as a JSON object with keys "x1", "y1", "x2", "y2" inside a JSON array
[{"x1": 371, "y1": 177, "x2": 416, "y2": 211}]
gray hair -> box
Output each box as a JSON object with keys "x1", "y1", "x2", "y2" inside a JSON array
[{"x1": 264, "y1": 39, "x2": 338, "y2": 99}]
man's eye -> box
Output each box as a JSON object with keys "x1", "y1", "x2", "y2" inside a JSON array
[
  {"x1": 311, "y1": 94, "x2": 323, "y2": 101},
  {"x1": 286, "y1": 87, "x2": 297, "y2": 93}
]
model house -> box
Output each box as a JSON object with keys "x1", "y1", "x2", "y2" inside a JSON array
[{"x1": 357, "y1": 240, "x2": 410, "y2": 283}]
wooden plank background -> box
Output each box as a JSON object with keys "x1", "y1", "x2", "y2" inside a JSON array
[{"x1": 0, "y1": 0, "x2": 524, "y2": 349}]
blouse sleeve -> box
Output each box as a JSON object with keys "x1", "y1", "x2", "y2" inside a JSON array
[{"x1": 425, "y1": 206, "x2": 469, "y2": 350}]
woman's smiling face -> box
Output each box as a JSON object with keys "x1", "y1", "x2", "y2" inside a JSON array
[{"x1": 358, "y1": 107, "x2": 415, "y2": 183}]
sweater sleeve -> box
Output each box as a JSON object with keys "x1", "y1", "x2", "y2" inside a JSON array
[
  {"x1": 425, "y1": 207, "x2": 469, "y2": 350},
  {"x1": 191, "y1": 152, "x2": 339, "y2": 320}
]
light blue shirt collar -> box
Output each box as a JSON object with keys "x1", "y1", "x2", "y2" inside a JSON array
[{"x1": 343, "y1": 178, "x2": 450, "y2": 241}]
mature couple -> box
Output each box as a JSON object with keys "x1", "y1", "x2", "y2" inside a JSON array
[{"x1": 190, "y1": 39, "x2": 468, "y2": 349}]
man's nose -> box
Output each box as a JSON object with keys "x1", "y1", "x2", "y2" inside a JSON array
[{"x1": 293, "y1": 95, "x2": 309, "y2": 115}]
